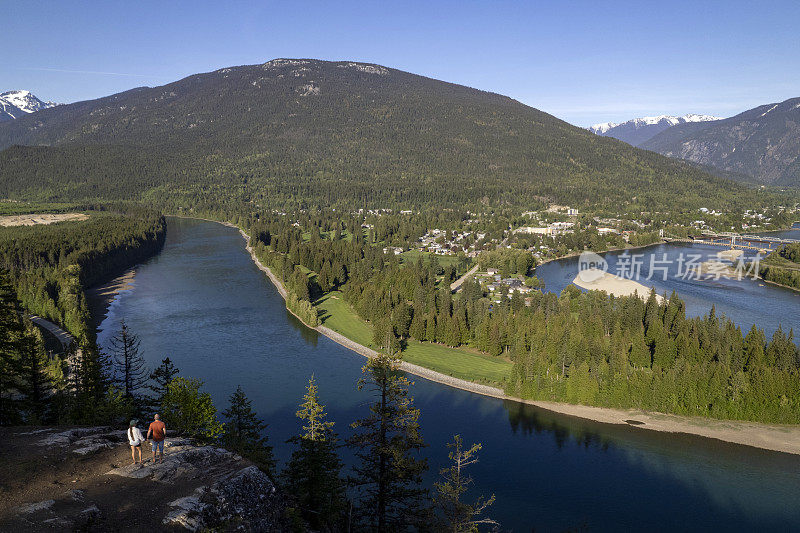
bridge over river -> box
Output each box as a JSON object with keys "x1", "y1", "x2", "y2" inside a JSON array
[
  {"x1": 695, "y1": 231, "x2": 800, "y2": 252},
  {"x1": 664, "y1": 229, "x2": 800, "y2": 253}
]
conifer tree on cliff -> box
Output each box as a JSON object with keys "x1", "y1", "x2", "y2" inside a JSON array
[
  {"x1": 0, "y1": 270, "x2": 29, "y2": 425},
  {"x1": 148, "y1": 357, "x2": 179, "y2": 407},
  {"x1": 282, "y1": 376, "x2": 346, "y2": 530},
  {"x1": 434, "y1": 435, "x2": 497, "y2": 532},
  {"x1": 221, "y1": 385, "x2": 275, "y2": 474},
  {"x1": 348, "y1": 353, "x2": 430, "y2": 531},
  {"x1": 18, "y1": 317, "x2": 52, "y2": 424},
  {"x1": 109, "y1": 319, "x2": 148, "y2": 404}
]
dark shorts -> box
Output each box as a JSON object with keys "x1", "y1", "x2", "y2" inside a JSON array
[{"x1": 131, "y1": 443, "x2": 141, "y2": 448}]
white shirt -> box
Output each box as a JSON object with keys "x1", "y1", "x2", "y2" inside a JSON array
[{"x1": 127, "y1": 426, "x2": 144, "y2": 446}]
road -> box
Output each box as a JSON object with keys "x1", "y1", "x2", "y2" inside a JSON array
[
  {"x1": 450, "y1": 226, "x2": 512, "y2": 292},
  {"x1": 450, "y1": 264, "x2": 479, "y2": 292},
  {"x1": 29, "y1": 315, "x2": 76, "y2": 351}
]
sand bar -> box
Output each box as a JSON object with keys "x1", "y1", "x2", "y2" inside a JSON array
[{"x1": 574, "y1": 269, "x2": 664, "y2": 302}]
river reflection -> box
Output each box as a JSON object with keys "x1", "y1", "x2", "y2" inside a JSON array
[{"x1": 96, "y1": 217, "x2": 800, "y2": 532}]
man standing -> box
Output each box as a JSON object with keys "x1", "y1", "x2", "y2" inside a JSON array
[{"x1": 147, "y1": 413, "x2": 167, "y2": 463}]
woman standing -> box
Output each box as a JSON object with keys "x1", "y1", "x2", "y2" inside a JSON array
[{"x1": 127, "y1": 419, "x2": 145, "y2": 465}]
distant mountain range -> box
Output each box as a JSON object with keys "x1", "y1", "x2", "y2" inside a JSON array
[
  {"x1": 589, "y1": 114, "x2": 721, "y2": 146},
  {"x1": 0, "y1": 90, "x2": 58, "y2": 122},
  {"x1": 0, "y1": 59, "x2": 755, "y2": 210},
  {"x1": 642, "y1": 97, "x2": 800, "y2": 186}
]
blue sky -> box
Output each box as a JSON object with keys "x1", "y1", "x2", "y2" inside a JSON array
[{"x1": 4, "y1": 0, "x2": 799, "y2": 126}]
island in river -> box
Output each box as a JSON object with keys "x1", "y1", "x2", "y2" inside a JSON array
[{"x1": 573, "y1": 268, "x2": 665, "y2": 302}]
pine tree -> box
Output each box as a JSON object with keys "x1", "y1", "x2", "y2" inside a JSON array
[
  {"x1": 282, "y1": 377, "x2": 347, "y2": 531},
  {"x1": 434, "y1": 435, "x2": 497, "y2": 532},
  {"x1": 410, "y1": 312, "x2": 426, "y2": 341},
  {"x1": 148, "y1": 357, "x2": 179, "y2": 407},
  {"x1": 109, "y1": 320, "x2": 149, "y2": 403},
  {"x1": 425, "y1": 314, "x2": 437, "y2": 344},
  {"x1": 0, "y1": 271, "x2": 28, "y2": 425},
  {"x1": 221, "y1": 385, "x2": 275, "y2": 473},
  {"x1": 348, "y1": 353, "x2": 429, "y2": 531},
  {"x1": 18, "y1": 319, "x2": 51, "y2": 423},
  {"x1": 318, "y1": 261, "x2": 333, "y2": 292}
]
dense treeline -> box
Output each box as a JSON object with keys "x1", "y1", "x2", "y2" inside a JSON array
[
  {"x1": 509, "y1": 288, "x2": 800, "y2": 423},
  {"x1": 0, "y1": 207, "x2": 165, "y2": 342},
  {"x1": 0, "y1": 271, "x2": 58, "y2": 425},
  {"x1": 477, "y1": 248, "x2": 534, "y2": 276},
  {"x1": 760, "y1": 243, "x2": 800, "y2": 290},
  {"x1": 246, "y1": 210, "x2": 467, "y2": 327}
]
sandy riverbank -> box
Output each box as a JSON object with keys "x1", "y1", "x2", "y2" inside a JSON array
[
  {"x1": 85, "y1": 269, "x2": 136, "y2": 329},
  {"x1": 228, "y1": 222, "x2": 800, "y2": 455},
  {"x1": 573, "y1": 269, "x2": 665, "y2": 303},
  {"x1": 514, "y1": 401, "x2": 800, "y2": 455}
]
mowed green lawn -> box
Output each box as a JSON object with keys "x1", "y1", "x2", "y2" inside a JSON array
[
  {"x1": 315, "y1": 291, "x2": 374, "y2": 347},
  {"x1": 315, "y1": 291, "x2": 511, "y2": 385}
]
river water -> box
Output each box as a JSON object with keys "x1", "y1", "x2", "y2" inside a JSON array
[
  {"x1": 535, "y1": 228, "x2": 800, "y2": 338},
  {"x1": 97, "y1": 217, "x2": 800, "y2": 532}
]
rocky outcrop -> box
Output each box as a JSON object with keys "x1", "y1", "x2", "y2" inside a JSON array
[
  {"x1": 33, "y1": 426, "x2": 120, "y2": 455},
  {"x1": 165, "y1": 465, "x2": 281, "y2": 531},
  {"x1": 4, "y1": 426, "x2": 284, "y2": 531}
]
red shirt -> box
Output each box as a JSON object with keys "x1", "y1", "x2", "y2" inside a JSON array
[{"x1": 149, "y1": 420, "x2": 166, "y2": 441}]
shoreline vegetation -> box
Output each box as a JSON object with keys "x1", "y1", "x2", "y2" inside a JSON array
[{"x1": 205, "y1": 217, "x2": 800, "y2": 456}]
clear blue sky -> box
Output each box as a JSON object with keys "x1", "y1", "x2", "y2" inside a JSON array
[{"x1": 4, "y1": 0, "x2": 799, "y2": 126}]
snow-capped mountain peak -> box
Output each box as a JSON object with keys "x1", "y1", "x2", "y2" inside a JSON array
[
  {"x1": 629, "y1": 114, "x2": 720, "y2": 127},
  {"x1": 589, "y1": 121, "x2": 618, "y2": 134},
  {"x1": 0, "y1": 90, "x2": 59, "y2": 121},
  {"x1": 588, "y1": 113, "x2": 722, "y2": 146}
]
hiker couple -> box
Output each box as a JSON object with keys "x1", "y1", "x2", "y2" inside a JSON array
[{"x1": 127, "y1": 414, "x2": 167, "y2": 465}]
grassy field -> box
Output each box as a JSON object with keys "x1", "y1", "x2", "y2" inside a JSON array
[
  {"x1": 315, "y1": 291, "x2": 511, "y2": 385},
  {"x1": 315, "y1": 291, "x2": 374, "y2": 347}
]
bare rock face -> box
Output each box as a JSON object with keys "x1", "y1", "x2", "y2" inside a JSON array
[
  {"x1": 107, "y1": 438, "x2": 283, "y2": 530},
  {"x1": 107, "y1": 439, "x2": 241, "y2": 482},
  {"x1": 165, "y1": 465, "x2": 281, "y2": 531},
  {"x1": 31, "y1": 426, "x2": 123, "y2": 455}
]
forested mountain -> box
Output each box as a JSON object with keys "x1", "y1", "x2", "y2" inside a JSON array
[
  {"x1": 0, "y1": 59, "x2": 763, "y2": 211},
  {"x1": 642, "y1": 97, "x2": 800, "y2": 186},
  {"x1": 0, "y1": 90, "x2": 58, "y2": 122},
  {"x1": 589, "y1": 114, "x2": 720, "y2": 146}
]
